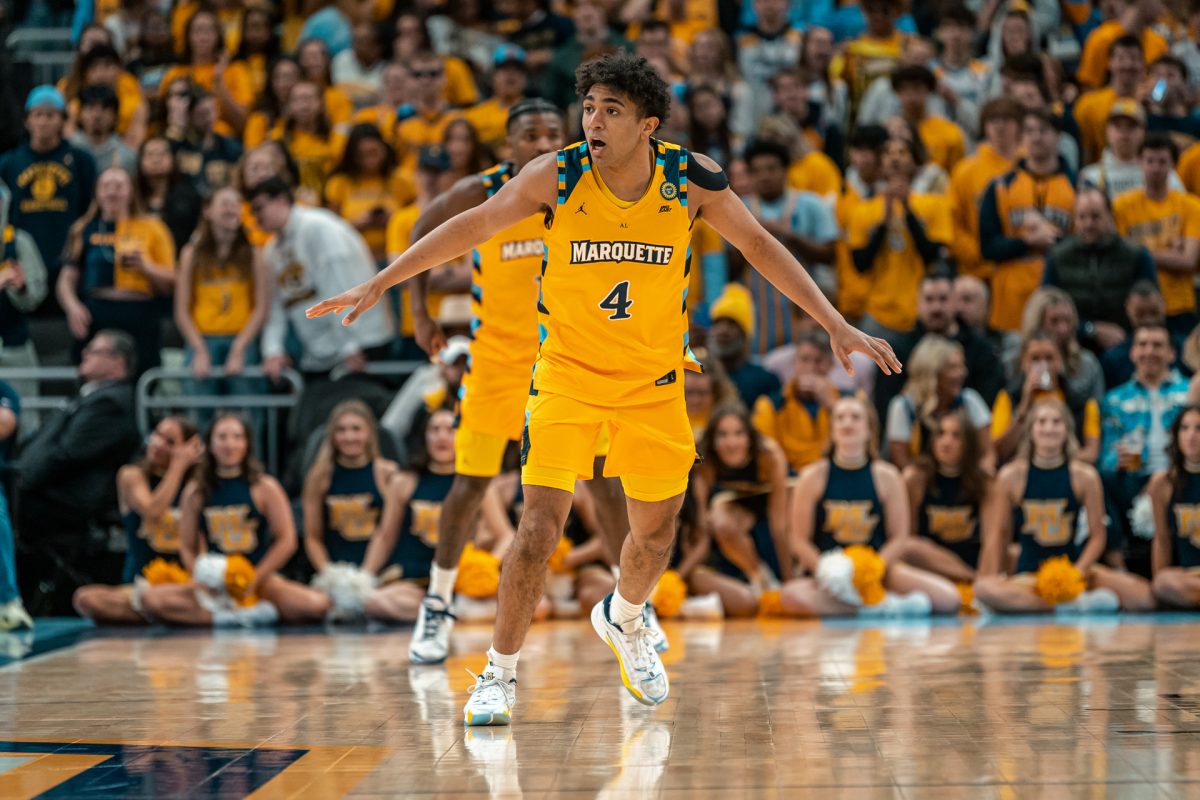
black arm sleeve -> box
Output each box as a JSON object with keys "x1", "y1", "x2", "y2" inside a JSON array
[
  {"x1": 904, "y1": 210, "x2": 942, "y2": 264},
  {"x1": 853, "y1": 222, "x2": 889, "y2": 273},
  {"x1": 686, "y1": 152, "x2": 730, "y2": 191}
]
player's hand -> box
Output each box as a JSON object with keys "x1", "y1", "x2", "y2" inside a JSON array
[
  {"x1": 414, "y1": 313, "x2": 448, "y2": 357},
  {"x1": 830, "y1": 319, "x2": 901, "y2": 376},
  {"x1": 306, "y1": 278, "x2": 383, "y2": 326}
]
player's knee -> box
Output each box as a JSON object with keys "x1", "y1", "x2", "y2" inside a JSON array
[
  {"x1": 1121, "y1": 582, "x2": 1157, "y2": 613},
  {"x1": 928, "y1": 582, "x2": 962, "y2": 615},
  {"x1": 514, "y1": 509, "x2": 564, "y2": 560},
  {"x1": 723, "y1": 586, "x2": 759, "y2": 618}
]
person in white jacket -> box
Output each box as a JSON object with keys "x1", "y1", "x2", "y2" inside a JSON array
[
  {"x1": 0, "y1": 181, "x2": 48, "y2": 425},
  {"x1": 248, "y1": 178, "x2": 394, "y2": 382}
]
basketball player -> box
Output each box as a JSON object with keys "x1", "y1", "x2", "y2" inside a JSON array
[
  {"x1": 308, "y1": 52, "x2": 899, "y2": 726},
  {"x1": 400, "y1": 99, "x2": 566, "y2": 663}
]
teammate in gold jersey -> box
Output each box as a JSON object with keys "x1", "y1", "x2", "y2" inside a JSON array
[
  {"x1": 402, "y1": 99, "x2": 566, "y2": 666},
  {"x1": 309, "y1": 53, "x2": 900, "y2": 726}
]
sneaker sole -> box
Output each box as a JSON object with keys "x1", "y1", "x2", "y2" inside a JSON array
[
  {"x1": 409, "y1": 649, "x2": 449, "y2": 665},
  {"x1": 589, "y1": 603, "x2": 666, "y2": 707},
  {"x1": 464, "y1": 708, "x2": 511, "y2": 727}
]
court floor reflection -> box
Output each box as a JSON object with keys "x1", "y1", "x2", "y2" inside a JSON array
[{"x1": 3, "y1": 616, "x2": 1200, "y2": 797}]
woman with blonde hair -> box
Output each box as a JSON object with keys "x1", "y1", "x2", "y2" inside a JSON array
[
  {"x1": 884, "y1": 334, "x2": 993, "y2": 470},
  {"x1": 302, "y1": 400, "x2": 401, "y2": 576},
  {"x1": 782, "y1": 395, "x2": 961, "y2": 617},
  {"x1": 974, "y1": 398, "x2": 1155, "y2": 613},
  {"x1": 1014, "y1": 287, "x2": 1105, "y2": 403}
]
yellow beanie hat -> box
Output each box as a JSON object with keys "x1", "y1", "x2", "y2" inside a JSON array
[{"x1": 710, "y1": 283, "x2": 754, "y2": 335}]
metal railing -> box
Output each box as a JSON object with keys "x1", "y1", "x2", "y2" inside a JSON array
[
  {"x1": 136, "y1": 366, "x2": 305, "y2": 475},
  {"x1": 6, "y1": 28, "x2": 75, "y2": 87},
  {"x1": 0, "y1": 366, "x2": 80, "y2": 413}
]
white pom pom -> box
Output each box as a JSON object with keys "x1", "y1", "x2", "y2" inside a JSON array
[
  {"x1": 816, "y1": 550, "x2": 862, "y2": 607},
  {"x1": 192, "y1": 553, "x2": 228, "y2": 591},
  {"x1": 312, "y1": 563, "x2": 377, "y2": 621},
  {"x1": 1129, "y1": 493, "x2": 1156, "y2": 541}
]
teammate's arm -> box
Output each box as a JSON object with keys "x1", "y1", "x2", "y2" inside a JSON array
[
  {"x1": 977, "y1": 465, "x2": 1015, "y2": 577},
  {"x1": 301, "y1": 470, "x2": 332, "y2": 574},
  {"x1": 789, "y1": 463, "x2": 827, "y2": 575},
  {"x1": 876, "y1": 462, "x2": 911, "y2": 547},
  {"x1": 362, "y1": 470, "x2": 418, "y2": 574},
  {"x1": 177, "y1": 482, "x2": 204, "y2": 573},
  {"x1": 308, "y1": 155, "x2": 557, "y2": 325},
  {"x1": 408, "y1": 175, "x2": 490, "y2": 355},
  {"x1": 764, "y1": 439, "x2": 793, "y2": 579},
  {"x1": 689, "y1": 152, "x2": 900, "y2": 376}
]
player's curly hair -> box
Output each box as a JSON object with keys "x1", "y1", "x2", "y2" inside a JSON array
[{"x1": 575, "y1": 52, "x2": 671, "y2": 125}]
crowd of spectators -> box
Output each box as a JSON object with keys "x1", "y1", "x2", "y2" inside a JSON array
[{"x1": 5, "y1": 0, "x2": 1200, "y2": 625}]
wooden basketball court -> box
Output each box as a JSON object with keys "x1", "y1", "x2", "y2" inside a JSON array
[{"x1": 1, "y1": 616, "x2": 1199, "y2": 798}]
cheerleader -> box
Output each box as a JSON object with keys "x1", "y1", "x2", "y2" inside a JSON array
[
  {"x1": 782, "y1": 395, "x2": 961, "y2": 616},
  {"x1": 141, "y1": 414, "x2": 331, "y2": 625},
  {"x1": 364, "y1": 409, "x2": 458, "y2": 623},
  {"x1": 303, "y1": 400, "x2": 400, "y2": 573},
  {"x1": 899, "y1": 408, "x2": 993, "y2": 583},
  {"x1": 1150, "y1": 406, "x2": 1200, "y2": 608},
  {"x1": 690, "y1": 406, "x2": 790, "y2": 617},
  {"x1": 73, "y1": 416, "x2": 202, "y2": 624},
  {"x1": 974, "y1": 399, "x2": 1155, "y2": 612}
]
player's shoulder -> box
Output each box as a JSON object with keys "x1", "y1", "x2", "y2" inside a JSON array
[{"x1": 682, "y1": 149, "x2": 730, "y2": 193}]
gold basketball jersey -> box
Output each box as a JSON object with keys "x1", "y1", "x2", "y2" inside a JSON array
[
  {"x1": 535, "y1": 139, "x2": 701, "y2": 407},
  {"x1": 469, "y1": 162, "x2": 548, "y2": 371}
]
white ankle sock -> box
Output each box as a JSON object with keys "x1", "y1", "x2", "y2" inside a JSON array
[
  {"x1": 486, "y1": 646, "x2": 519, "y2": 680},
  {"x1": 609, "y1": 587, "x2": 644, "y2": 632},
  {"x1": 429, "y1": 564, "x2": 458, "y2": 602}
]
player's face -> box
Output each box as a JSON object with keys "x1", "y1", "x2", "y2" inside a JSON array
[
  {"x1": 831, "y1": 398, "x2": 870, "y2": 451},
  {"x1": 147, "y1": 419, "x2": 184, "y2": 467},
  {"x1": 581, "y1": 84, "x2": 659, "y2": 164},
  {"x1": 1177, "y1": 410, "x2": 1200, "y2": 462},
  {"x1": 210, "y1": 417, "x2": 249, "y2": 468},
  {"x1": 713, "y1": 414, "x2": 751, "y2": 466},
  {"x1": 333, "y1": 413, "x2": 371, "y2": 460},
  {"x1": 508, "y1": 112, "x2": 566, "y2": 169},
  {"x1": 1030, "y1": 404, "x2": 1067, "y2": 454},
  {"x1": 425, "y1": 410, "x2": 456, "y2": 464},
  {"x1": 932, "y1": 415, "x2": 964, "y2": 468}
]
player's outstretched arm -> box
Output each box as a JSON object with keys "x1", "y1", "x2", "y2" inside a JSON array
[
  {"x1": 307, "y1": 154, "x2": 557, "y2": 325},
  {"x1": 691, "y1": 152, "x2": 902, "y2": 376},
  {"x1": 407, "y1": 175, "x2": 491, "y2": 355}
]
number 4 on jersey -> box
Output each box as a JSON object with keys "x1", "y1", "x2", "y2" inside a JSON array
[{"x1": 599, "y1": 280, "x2": 633, "y2": 320}]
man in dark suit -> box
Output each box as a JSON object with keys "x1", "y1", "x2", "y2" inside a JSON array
[{"x1": 16, "y1": 329, "x2": 141, "y2": 614}]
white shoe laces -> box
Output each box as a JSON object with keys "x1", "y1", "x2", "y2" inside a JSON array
[
  {"x1": 629, "y1": 627, "x2": 661, "y2": 677},
  {"x1": 418, "y1": 600, "x2": 453, "y2": 642},
  {"x1": 466, "y1": 669, "x2": 514, "y2": 706}
]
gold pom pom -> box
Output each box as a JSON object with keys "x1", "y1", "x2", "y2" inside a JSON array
[
  {"x1": 547, "y1": 536, "x2": 573, "y2": 575},
  {"x1": 757, "y1": 589, "x2": 785, "y2": 617},
  {"x1": 650, "y1": 569, "x2": 687, "y2": 619},
  {"x1": 845, "y1": 545, "x2": 887, "y2": 606},
  {"x1": 224, "y1": 554, "x2": 258, "y2": 607},
  {"x1": 456, "y1": 543, "x2": 501, "y2": 599},
  {"x1": 956, "y1": 581, "x2": 977, "y2": 614},
  {"x1": 1034, "y1": 555, "x2": 1086, "y2": 605},
  {"x1": 142, "y1": 558, "x2": 189, "y2": 585}
]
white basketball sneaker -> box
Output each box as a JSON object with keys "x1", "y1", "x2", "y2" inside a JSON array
[
  {"x1": 642, "y1": 603, "x2": 668, "y2": 653},
  {"x1": 591, "y1": 595, "x2": 669, "y2": 706},
  {"x1": 463, "y1": 667, "x2": 517, "y2": 727},
  {"x1": 409, "y1": 595, "x2": 455, "y2": 664}
]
